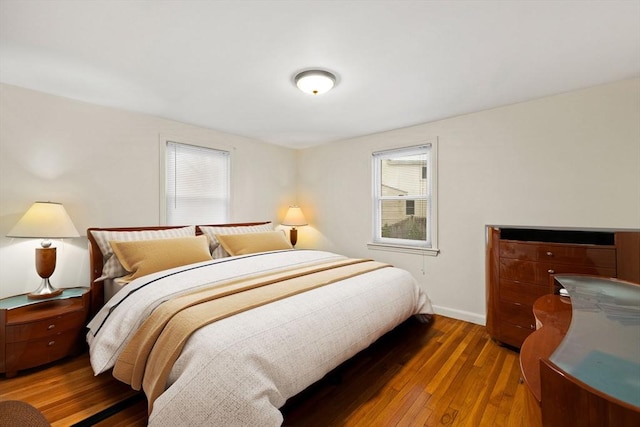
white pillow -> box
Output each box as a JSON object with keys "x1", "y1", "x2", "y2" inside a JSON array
[
  {"x1": 90, "y1": 226, "x2": 196, "y2": 280},
  {"x1": 199, "y1": 223, "x2": 273, "y2": 258}
]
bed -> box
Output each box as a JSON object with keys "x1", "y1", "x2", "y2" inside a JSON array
[{"x1": 85, "y1": 222, "x2": 433, "y2": 426}]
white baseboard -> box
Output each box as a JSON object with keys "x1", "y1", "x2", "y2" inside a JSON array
[{"x1": 431, "y1": 305, "x2": 486, "y2": 326}]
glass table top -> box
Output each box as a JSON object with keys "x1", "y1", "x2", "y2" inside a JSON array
[
  {"x1": 550, "y1": 275, "x2": 640, "y2": 408},
  {"x1": 0, "y1": 287, "x2": 89, "y2": 310}
]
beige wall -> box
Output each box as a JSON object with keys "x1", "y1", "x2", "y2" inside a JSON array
[
  {"x1": 296, "y1": 78, "x2": 640, "y2": 324},
  {"x1": 1, "y1": 79, "x2": 638, "y2": 322},
  {"x1": 0, "y1": 84, "x2": 297, "y2": 298}
]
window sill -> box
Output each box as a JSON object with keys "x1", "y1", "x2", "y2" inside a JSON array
[{"x1": 367, "y1": 242, "x2": 440, "y2": 256}]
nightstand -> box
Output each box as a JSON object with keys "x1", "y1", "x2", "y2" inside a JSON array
[{"x1": 0, "y1": 287, "x2": 90, "y2": 377}]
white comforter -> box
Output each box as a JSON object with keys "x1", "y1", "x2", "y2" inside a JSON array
[{"x1": 87, "y1": 250, "x2": 432, "y2": 426}]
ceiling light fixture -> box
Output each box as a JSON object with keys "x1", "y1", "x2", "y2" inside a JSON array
[{"x1": 294, "y1": 70, "x2": 336, "y2": 95}]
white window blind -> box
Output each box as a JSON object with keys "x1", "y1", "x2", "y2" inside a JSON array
[{"x1": 165, "y1": 141, "x2": 230, "y2": 225}]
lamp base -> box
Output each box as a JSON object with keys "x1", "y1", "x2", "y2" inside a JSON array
[
  {"x1": 27, "y1": 278, "x2": 63, "y2": 299},
  {"x1": 289, "y1": 227, "x2": 298, "y2": 247}
]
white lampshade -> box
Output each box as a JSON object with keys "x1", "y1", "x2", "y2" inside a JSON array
[
  {"x1": 295, "y1": 70, "x2": 336, "y2": 95},
  {"x1": 282, "y1": 206, "x2": 308, "y2": 227},
  {"x1": 7, "y1": 202, "x2": 80, "y2": 239}
]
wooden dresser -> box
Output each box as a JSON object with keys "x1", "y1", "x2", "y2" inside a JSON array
[{"x1": 486, "y1": 226, "x2": 640, "y2": 348}]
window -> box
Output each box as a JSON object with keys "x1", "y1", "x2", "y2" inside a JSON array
[
  {"x1": 406, "y1": 200, "x2": 415, "y2": 216},
  {"x1": 370, "y1": 142, "x2": 438, "y2": 254},
  {"x1": 163, "y1": 141, "x2": 230, "y2": 225}
]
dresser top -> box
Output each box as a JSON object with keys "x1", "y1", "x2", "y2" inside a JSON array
[{"x1": 486, "y1": 225, "x2": 640, "y2": 232}]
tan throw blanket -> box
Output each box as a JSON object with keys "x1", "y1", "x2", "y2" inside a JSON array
[{"x1": 112, "y1": 257, "x2": 390, "y2": 411}]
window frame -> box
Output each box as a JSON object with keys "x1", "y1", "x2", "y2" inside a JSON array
[
  {"x1": 368, "y1": 141, "x2": 439, "y2": 256},
  {"x1": 159, "y1": 137, "x2": 231, "y2": 225}
]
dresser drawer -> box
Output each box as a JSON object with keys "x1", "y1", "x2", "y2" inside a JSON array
[
  {"x1": 5, "y1": 329, "x2": 83, "y2": 372},
  {"x1": 499, "y1": 259, "x2": 537, "y2": 283},
  {"x1": 536, "y1": 263, "x2": 616, "y2": 283},
  {"x1": 536, "y1": 245, "x2": 616, "y2": 268},
  {"x1": 497, "y1": 321, "x2": 533, "y2": 348},
  {"x1": 500, "y1": 241, "x2": 538, "y2": 261},
  {"x1": 498, "y1": 300, "x2": 536, "y2": 331},
  {"x1": 500, "y1": 259, "x2": 617, "y2": 287},
  {"x1": 5, "y1": 309, "x2": 86, "y2": 343},
  {"x1": 500, "y1": 241, "x2": 616, "y2": 267},
  {"x1": 499, "y1": 280, "x2": 549, "y2": 306}
]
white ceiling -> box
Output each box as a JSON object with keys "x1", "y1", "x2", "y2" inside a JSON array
[{"x1": 1, "y1": 1, "x2": 639, "y2": 149}]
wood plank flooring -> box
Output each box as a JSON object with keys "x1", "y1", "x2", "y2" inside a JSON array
[
  {"x1": 0, "y1": 316, "x2": 529, "y2": 426},
  {"x1": 0, "y1": 353, "x2": 145, "y2": 426}
]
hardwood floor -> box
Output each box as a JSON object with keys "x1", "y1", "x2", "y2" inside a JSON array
[
  {"x1": 0, "y1": 316, "x2": 529, "y2": 426},
  {"x1": 0, "y1": 353, "x2": 146, "y2": 427},
  {"x1": 283, "y1": 316, "x2": 529, "y2": 427}
]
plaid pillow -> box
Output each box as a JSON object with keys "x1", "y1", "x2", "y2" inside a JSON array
[
  {"x1": 199, "y1": 223, "x2": 273, "y2": 258},
  {"x1": 90, "y1": 226, "x2": 196, "y2": 280}
]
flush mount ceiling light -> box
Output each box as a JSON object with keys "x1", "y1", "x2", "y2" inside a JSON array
[{"x1": 294, "y1": 69, "x2": 336, "y2": 95}]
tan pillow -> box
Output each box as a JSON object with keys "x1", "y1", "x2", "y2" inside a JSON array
[
  {"x1": 90, "y1": 226, "x2": 196, "y2": 280},
  {"x1": 215, "y1": 231, "x2": 293, "y2": 256},
  {"x1": 199, "y1": 223, "x2": 273, "y2": 258},
  {"x1": 110, "y1": 235, "x2": 212, "y2": 283}
]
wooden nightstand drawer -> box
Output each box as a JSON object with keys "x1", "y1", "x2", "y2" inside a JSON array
[
  {"x1": 1, "y1": 287, "x2": 90, "y2": 377},
  {"x1": 5, "y1": 309, "x2": 86, "y2": 343},
  {"x1": 5, "y1": 329, "x2": 83, "y2": 372}
]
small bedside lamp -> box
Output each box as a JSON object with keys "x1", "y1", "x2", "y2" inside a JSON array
[
  {"x1": 281, "y1": 206, "x2": 308, "y2": 247},
  {"x1": 7, "y1": 202, "x2": 80, "y2": 299}
]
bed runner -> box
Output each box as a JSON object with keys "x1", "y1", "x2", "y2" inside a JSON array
[{"x1": 112, "y1": 257, "x2": 391, "y2": 412}]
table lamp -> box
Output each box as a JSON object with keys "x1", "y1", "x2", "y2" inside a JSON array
[
  {"x1": 281, "y1": 206, "x2": 308, "y2": 247},
  {"x1": 7, "y1": 202, "x2": 80, "y2": 299}
]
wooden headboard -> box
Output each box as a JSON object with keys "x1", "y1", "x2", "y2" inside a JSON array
[{"x1": 86, "y1": 222, "x2": 271, "y2": 317}]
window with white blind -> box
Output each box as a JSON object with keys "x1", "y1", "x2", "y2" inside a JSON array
[
  {"x1": 369, "y1": 142, "x2": 438, "y2": 255},
  {"x1": 163, "y1": 141, "x2": 230, "y2": 225}
]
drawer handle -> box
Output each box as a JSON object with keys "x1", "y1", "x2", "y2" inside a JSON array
[
  {"x1": 546, "y1": 251, "x2": 553, "y2": 256},
  {"x1": 47, "y1": 324, "x2": 56, "y2": 330},
  {"x1": 548, "y1": 269, "x2": 555, "y2": 274},
  {"x1": 48, "y1": 341, "x2": 56, "y2": 347}
]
